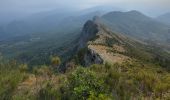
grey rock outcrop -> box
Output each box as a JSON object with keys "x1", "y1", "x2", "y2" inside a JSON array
[
  {"x1": 77, "y1": 19, "x2": 104, "y2": 66},
  {"x1": 84, "y1": 48, "x2": 103, "y2": 66},
  {"x1": 78, "y1": 20, "x2": 99, "y2": 49}
]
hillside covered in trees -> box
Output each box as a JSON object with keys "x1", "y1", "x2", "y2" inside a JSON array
[{"x1": 1, "y1": 18, "x2": 170, "y2": 100}]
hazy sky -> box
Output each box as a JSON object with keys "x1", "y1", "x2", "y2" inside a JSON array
[{"x1": 0, "y1": 0, "x2": 170, "y2": 23}]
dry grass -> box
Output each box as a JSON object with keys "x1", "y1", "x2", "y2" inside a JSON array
[{"x1": 88, "y1": 44, "x2": 130, "y2": 64}]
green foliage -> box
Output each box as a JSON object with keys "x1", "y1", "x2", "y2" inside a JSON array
[
  {"x1": 88, "y1": 61, "x2": 170, "y2": 99},
  {"x1": 75, "y1": 48, "x2": 88, "y2": 65},
  {"x1": 104, "y1": 62, "x2": 112, "y2": 70},
  {"x1": 33, "y1": 65, "x2": 53, "y2": 77},
  {"x1": 51, "y1": 56, "x2": 61, "y2": 67},
  {"x1": 63, "y1": 67, "x2": 110, "y2": 100},
  {"x1": 38, "y1": 83, "x2": 60, "y2": 100},
  {"x1": 105, "y1": 37, "x2": 117, "y2": 47},
  {"x1": 19, "y1": 64, "x2": 29, "y2": 73},
  {"x1": 88, "y1": 92, "x2": 113, "y2": 100},
  {"x1": 0, "y1": 60, "x2": 25, "y2": 100},
  {"x1": 0, "y1": 56, "x2": 170, "y2": 100}
]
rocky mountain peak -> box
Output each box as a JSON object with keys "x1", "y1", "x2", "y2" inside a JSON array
[
  {"x1": 78, "y1": 20, "x2": 99, "y2": 49},
  {"x1": 77, "y1": 18, "x2": 131, "y2": 66}
]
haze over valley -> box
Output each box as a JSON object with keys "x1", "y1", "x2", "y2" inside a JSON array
[{"x1": 0, "y1": 0, "x2": 170, "y2": 99}]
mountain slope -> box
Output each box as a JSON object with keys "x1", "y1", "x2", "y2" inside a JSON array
[
  {"x1": 157, "y1": 12, "x2": 170, "y2": 25},
  {"x1": 0, "y1": 11, "x2": 102, "y2": 65},
  {"x1": 79, "y1": 20, "x2": 129, "y2": 65},
  {"x1": 101, "y1": 10, "x2": 170, "y2": 44},
  {"x1": 72, "y1": 19, "x2": 170, "y2": 99},
  {"x1": 1, "y1": 17, "x2": 170, "y2": 100},
  {"x1": 0, "y1": 11, "x2": 102, "y2": 40},
  {"x1": 75, "y1": 18, "x2": 170, "y2": 69}
]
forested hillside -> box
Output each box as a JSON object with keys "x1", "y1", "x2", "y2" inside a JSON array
[{"x1": 1, "y1": 17, "x2": 170, "y2": 100}]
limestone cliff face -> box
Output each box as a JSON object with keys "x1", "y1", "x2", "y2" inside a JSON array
[
  {"x1": 78, "y1": 18, "x2": 130, "y2": 66},
  {"x1": 83, "y1": 48, "x2": 103, "y2": 66},
  {"x1": 78, "y1": 20, "x2": 99, "y2": 49},
  {"x1": 78, "y1": 19, "x2": 103, "y2": 66}
]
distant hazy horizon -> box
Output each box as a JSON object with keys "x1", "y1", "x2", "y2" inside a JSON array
[{"x1": 0, "y1": 0, "x2": 170, "y2": 24}]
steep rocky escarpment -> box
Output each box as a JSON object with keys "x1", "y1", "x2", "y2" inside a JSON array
[
  {"x1": 83, "y1": 48, "x2": 103, "y2": 66},
  {"x1": 76, "y1": 16, "x2": 170, "y2": 69},
  {"x1": 78, "y1": 20, "x2": 99, "y2": 49},
  {"x1": 77, "y1": 19, "x2": 131, "y2": 66},
  {"x1": 76, "y1": 19, "x2": 103, "y2": 66}
]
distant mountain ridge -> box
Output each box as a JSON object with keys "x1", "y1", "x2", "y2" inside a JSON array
[
  {"x1": 0, "y1": 10, "x2": 103, "y2": 40},
  {"x1": 157, "y1": 12, "x2": 170, "y2": 25},
  {"x1": 77, "y1": 18, "x2": 131, "y2": 66},
  {"x1": 1, "y1": 9, "x2": 169, "y2": 44},
  {"x1": 75, "y1": 17, "x2": 170, "y2": 68},
  {"x1": 1, "y1": 15, "x2": 170, "y2": 100},
  {"x1": 101, "y1": 10, "x2": 170, "y2": 44},
  {"x1": 1, "y1": 10, "x2": 170, "y2": 67}
]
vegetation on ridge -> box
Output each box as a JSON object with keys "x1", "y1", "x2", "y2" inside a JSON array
[{"x1": 0, "y1": 54, "x2": 170, "y2": 100}]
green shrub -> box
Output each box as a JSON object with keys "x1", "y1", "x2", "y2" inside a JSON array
[
  {"x1": 38, "y1": 83, "x2": 60, "y2": 100},
  {"x1": 64, "y1": 67, "x2": 110, "y2": 100},
  {"x1": 0, "y1": 61, "x2": 25, "y2": 100},
  {"x1": 51, "y1": 56, "x2": 61, "y2": 68},
  {"x1": 19, "y1": 64, "x2": 29, "y2": 73},
  {"x1": 33, "y1": 65, "x2": 53, "y2": 77}
]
